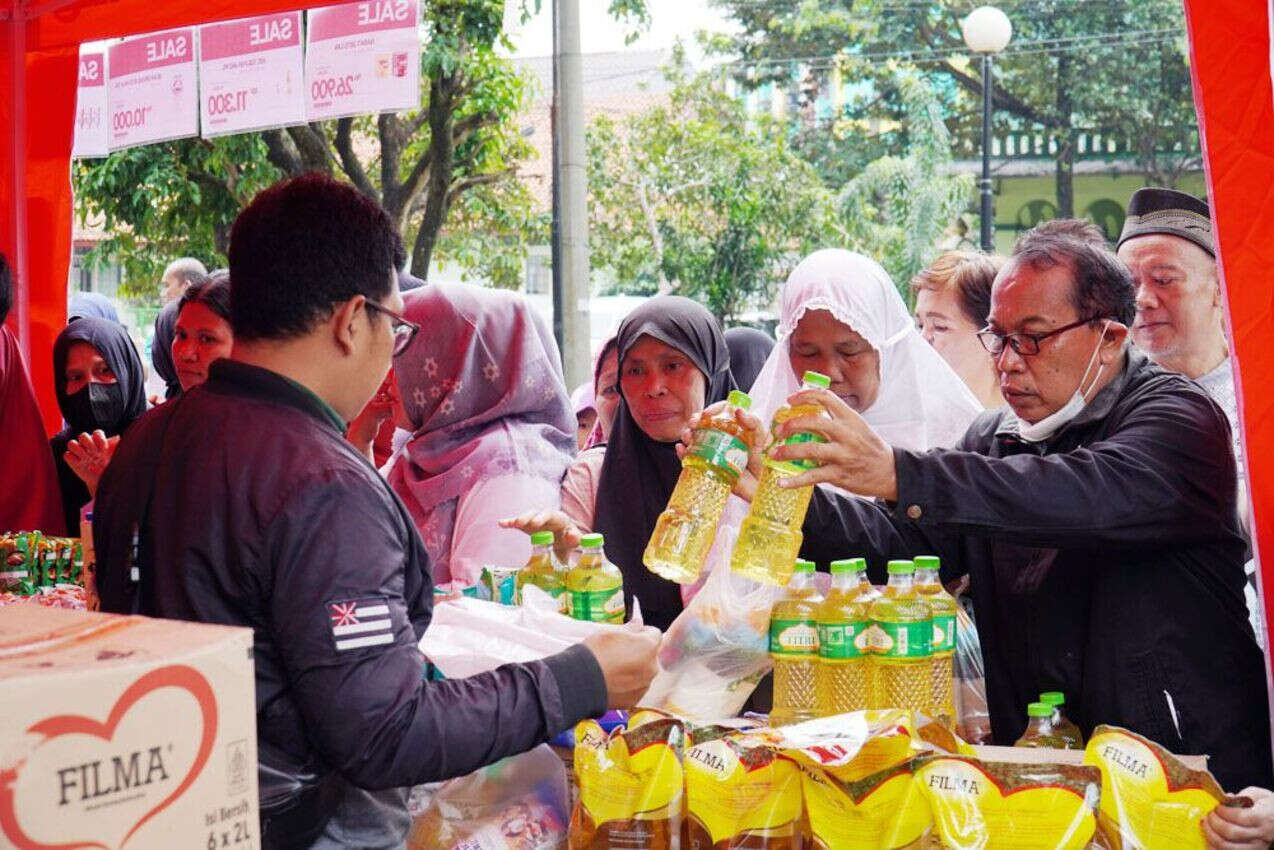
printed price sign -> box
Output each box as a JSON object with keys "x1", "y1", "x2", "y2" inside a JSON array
[
  {"x1": 107, "y1": 28, "x2": 199, "y2": 151},
  {"x1": 305, "y1": 0, "x2": 421, "y2": 121},
  {"x1": 200, "y1": 13, "x2": 305, "y2": 137},
  {"x1": 72, "y1": 49, "x2": 108, "y2": 158}
]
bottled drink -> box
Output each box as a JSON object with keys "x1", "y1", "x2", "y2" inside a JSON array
[
  {"x1": 645, "y1": 390, "x2": 754, "y2": 584},
  {"x1": 914, "y1": 555, "x2": 957, "y2": 719},
  {"x1": 1039, "y1": 691, "x2": 1085, "y2": 749},
  {"x1": 816, "y1": 558, "x2": 873, "y2": 716},
  {"x1": 566, "y1": 534, "x2": 625, "y2": 624},
  {"x1": 868, "y1": 560, "x2": 931, "y2": 712},
  {"x1": 731, "y1": 372, "x2": 832, "y2": 586},
  {"x1": 1015, "y1": 702, "x2": 1070, "y2": 749},
  {"x1": 516, "y1": 530, "x2": 566, "y2": 612},
  {"x1": 769, "y1": 560, "x2": 824, "y2": 726}
]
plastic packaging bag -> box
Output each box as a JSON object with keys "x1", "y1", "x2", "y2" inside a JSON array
[
  {"x1": 683, "y1": 724, "x2": 802, "y2": 848},
  {"x1": 799, "y1": 758, "x2": 932, "y2": 850},
  {"x1": 953, "y1": 601, "x2": 991, "y2": 745}
]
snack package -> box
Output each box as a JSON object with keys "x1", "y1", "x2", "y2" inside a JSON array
[
  {"x1": 682, "y1": 725, "x2": 802, "y2": 848},
  {"x1": 915, "y1": 756, "x2": 1100, "y2": 850},
  {"x1": 569, "y1": 710, "x2": 685, "y2": 849},
  {"x1": 1083, "y1": 724, "x2": 1224, "y2": 850},
  {"x1": 799, "y1": 758, "x2": 932, "y2": 850}
]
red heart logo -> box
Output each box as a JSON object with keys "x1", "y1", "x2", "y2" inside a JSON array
[{"x1": 0, "y1": 664, "x2": 218, "y2": 850}]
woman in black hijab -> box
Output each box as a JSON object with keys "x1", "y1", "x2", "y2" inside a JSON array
[
  {"x1": 151, "y1": 300, "x2": 181, "y2": 400},
  {"x1": 724, "y1": 326, "x2": 775, "y2": 392},
  {"x1": 51, "y1": 317, "x2": 148, "y2": 532}
]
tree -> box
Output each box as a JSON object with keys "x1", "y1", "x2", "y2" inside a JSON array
[
  {"x1": 74, "y1": 0, "x2": 540, "y2": 296},
  {"x1": 587, "y1": 57, "x2": 839, "y2": 321}
]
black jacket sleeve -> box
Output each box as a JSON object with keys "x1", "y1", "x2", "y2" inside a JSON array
[{"x1": 267, "y1": 471, "x2": 607, "y2": 790}]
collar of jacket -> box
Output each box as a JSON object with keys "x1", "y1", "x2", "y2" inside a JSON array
[
  {"x1": 994, "y1": 345, "x2": 1146, "y2": 447},
  {"x1": 204, "y1": 359, "x2": 346, "y2": 433}
]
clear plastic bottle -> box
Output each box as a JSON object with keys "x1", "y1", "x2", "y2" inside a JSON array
[
  {"x1": 769, "y1": 559, "x2": 824, "y2": 726},
  {"x1": 1039, "y1": 691, "x2": 1085, "y2": 749},
  {"x1": 816, "y1": 558, "x2": 873, "y2": 716},
  {"x1": 867, "y1": 560, "x2": 931, "y2": 713},
  {"x1": 516, "y1": 530, "x2": 566, "y2": 612},
  {"x1": 566, "y1": 534, "x2": 625, "y2": 624},
  {"x1": 645, "y1": 390, "x2": 754, "y2": 584},
  {"x1": 1015, "y1": 701, "x2": 1070, "y2": 749},
  {"x1": 914, "y1": 555, "x2": 957, "y2": 719},
  {"x1": 731, "y1": 372, "x2": 832, "y2": 587}
]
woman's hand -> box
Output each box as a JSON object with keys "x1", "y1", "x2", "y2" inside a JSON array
[
  {"x1": 347, "y1": 374, "x2": 398, "y2": 461},
  {"x1": 63, "y1": 430, "x2": 120, "y2": 497},
  {"x1": 676, "y1": 402, "x2": 767, "y2": 502},
  {"x1": 1204, "y1": 787, "x2": 1274, "y2": 849},
  {"x1": 769, "y1": 387, "x2": 897, "y2": 501},
  {"x1": 499, "y1": 510, "x2": 583, "y2": 563}
]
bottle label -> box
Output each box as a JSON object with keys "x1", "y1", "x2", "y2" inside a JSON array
[
  {"x1": 818, "y1": 621, "x2": 868, "y2": 660},
  {"x1": 768, "y1": 430, "x2": 827, "y2": 472},
  {"x1": 931, "y1": 613, "x2": 957, "y2": 654},
  {"x1": 873, "y1": 621, "x2": 931, "y2": 659},
  {"x1": 770, "y1": 618, "x2": 819, "y2": 657},
  {"x1": 568, "y1": 588, "x2": 625, "y2": 624},
  {"x1": 689, "y1": 427, "x2": 749, "y2": 479}
]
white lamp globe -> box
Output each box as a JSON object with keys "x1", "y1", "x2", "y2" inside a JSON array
[{"x1": 962, "y1": 6, "x2": 1012, "y2": 54}]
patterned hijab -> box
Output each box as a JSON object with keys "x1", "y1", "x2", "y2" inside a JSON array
[{"x1": 385, "y1": 283, "x2": 575, "y2": 580}]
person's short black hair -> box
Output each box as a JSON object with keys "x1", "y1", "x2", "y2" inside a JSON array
[
  {"x1": 1015, "y1": 218, "x2": 1109, "y2": 252},
  {"x1": 0, "y1": 252, "x2": 11, "y2": 324},
  {"x1": 178, "y1": 271, "x2": 232, "y2": 323},
  {"x1": 1010, "y1": 233, "x2": 1136, "y2": 327},
  {"x1": 228, "y1": 173, "x2": 406, "y2": 341}
]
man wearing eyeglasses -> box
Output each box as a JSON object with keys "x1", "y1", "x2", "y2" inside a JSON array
[{"x1": 726, "y1": 228, "x2": 1270, "y2": 790}]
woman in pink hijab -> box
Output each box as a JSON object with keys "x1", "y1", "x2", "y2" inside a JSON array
[{"x1": 385, "y1": 282, "x2": 576, "y2": 587}]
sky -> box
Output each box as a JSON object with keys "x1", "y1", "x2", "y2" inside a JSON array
[{"x1": 503, "y1": 0, "x2": 737, "y2": 60}]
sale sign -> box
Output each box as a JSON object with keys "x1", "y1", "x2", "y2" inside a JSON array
[
  {"x1": 199, "y1": 13, "x2": 305, "y2": 138},
  {"x1": 71, "y1": 49, "x2": 108, "y2": 159},
  {"x1": 305, "y1": 0, "x2": 422, "y2": 121},
  {"x1": 107, "y1": 28, "x2": 199, "y2": 151}
]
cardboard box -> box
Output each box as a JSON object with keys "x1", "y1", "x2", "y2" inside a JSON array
[
  {"x1": 972, "y1": 743, "x2": 1208, "y2": 772},
  {"x1": 0, "y1": 607, "x2": 259, "y2": 849}
]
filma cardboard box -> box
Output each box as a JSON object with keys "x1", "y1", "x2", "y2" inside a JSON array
[{"x1": 0, "y1": 607, "x2": 259, "y2": 849}]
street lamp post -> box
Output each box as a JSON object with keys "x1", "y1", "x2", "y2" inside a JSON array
[{"x1": 962, "y1": 6, "x2": 1012, "y2": 253}]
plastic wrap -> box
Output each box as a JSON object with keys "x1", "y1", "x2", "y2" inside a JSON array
[{"x1": 953, "y1": 601, "x2": 991, "y2": 745}]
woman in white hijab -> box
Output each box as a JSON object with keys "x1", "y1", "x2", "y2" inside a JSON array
[{"x1": 747, "y1": 248, "x2": 983, "y2": 452}]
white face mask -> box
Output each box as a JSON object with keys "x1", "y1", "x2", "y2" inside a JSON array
[{"x1": 1018, "y1": 321, "x2": 1112, "y2": 443}]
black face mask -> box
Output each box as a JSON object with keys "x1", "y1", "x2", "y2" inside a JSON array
[{"x1": 62, "y1": 382, "x2": 126, "y2": 434}]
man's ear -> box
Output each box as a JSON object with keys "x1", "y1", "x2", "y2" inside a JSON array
[
  {"x1": 331, "y1": 296, "x2": 365, "y2": 357},
  {"x1": 1099, "y1": 321, "x2": 1130, "y2": 365}
]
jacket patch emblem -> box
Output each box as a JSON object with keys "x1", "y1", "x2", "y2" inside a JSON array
[{"x1": 327, "y1": 597, "x2": 394, "y2": 651}]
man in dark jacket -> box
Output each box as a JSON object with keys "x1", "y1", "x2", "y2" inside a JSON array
[
  {"x1": 757, "y1": 229, "x2": 1271, "y2": 790},
  {"x1": 93, "y1": 174, "x2": 659, "y2": 849}
]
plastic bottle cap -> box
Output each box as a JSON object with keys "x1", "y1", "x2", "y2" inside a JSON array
[
  {"x1": 913, "y1": 555, "x2": 941, "y2": 571},
  {"x1": 530, "y1": 531, "x2": 555, "y2": 546},
  {"x1": 802, "y1": 371, "x2": 831, "y2": 389},
  {"x1": 727, "y1": 390, "x2": 753, "y2": 410},
  {"x1": 580, "y1": 533, "x2": 604, "y2": 549},
  {"x1": 793, "y1": 559, "x2": 815, "y2": 573},
  {"x1": 1027, "y1": 702, "x2": 1054, "y2": 718},
  {"x1": 1040, "y1": 691, "x2": 1065, "y2": 707},
  {"x1": 830, "y1": 557, "x2": 868, "y2": 574},
  {"x1": 886, "y1": 560, "x2": 914, "y2": 575}
]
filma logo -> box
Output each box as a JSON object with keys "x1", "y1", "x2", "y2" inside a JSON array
[
  {"x1": 57, "y1": 746, "x2": 172, "y2": 807},
  {"x1": 927, "y1": 772, "x2": 984, "y2": 795},
  {"x1": 1101, "y1": 745, "x2": 1151, "y2": 780}
]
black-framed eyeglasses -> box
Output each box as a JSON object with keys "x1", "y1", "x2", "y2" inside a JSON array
[
  {"x1": 365, "y1": 300, "x2": 420, "y2": 357},
  {"x1": 977, "y1": 315, "x2": 1102, "y2": 356}
]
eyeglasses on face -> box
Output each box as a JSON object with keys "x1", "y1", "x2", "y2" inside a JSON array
[
  {"x1": 977, "y1": 315, "x2": 1103, "y2": 356},
  {"x1": 365, "y1": 300, "x2": 420, "y2": 357}
]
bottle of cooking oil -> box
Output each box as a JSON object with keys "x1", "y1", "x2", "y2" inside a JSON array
[
  {"x1": 868, "y1": 560, "x2": 931, "y2": 712},
  {"x1": 816, "y1": 558, "x2": 873, "y2": 716},
  {"x1": 1039, "y1": 691, "x2": 1085, "y2": 749},
  {"x1": 913, "y1": 555, "x2": 957, "y2": 719},
  {"x1": 516, "y1": 530, "x2": 565, "y2": 612},
  {"x1": 769, "y1": 559, "x2": 824, "y2": 726},
  {"x1": 731, "y1": 372, "x2": 832, "y2": 587},
  {"x1": 644, "y1": 390, "x2": 754, "y2": 585},
  {"x1": 1015, "y1": 702, "x2": 1070, "y2": 749},
  {"x1": 566, "y1": 534, "x2": 625, "y2": 624}
]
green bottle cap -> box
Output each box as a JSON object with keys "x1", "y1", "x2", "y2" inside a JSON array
[
  {"x1": 802, "y1": 371, "x2": 831, "y2": 389},
  {"x1": 727, "y1": 390, "x2": 753, "y2": 410},
  {"x1": 580, "y1": 533, "x2": 604, "y2": 549},
  {"x1": 1027, "y1": 702, "x2": 1054, "y2": 718},
  {"x1": 1040, "y1": 691, "x2": 1065, "y2": 707},
  {"x1": 830, "y1": 558, "x2": 867, "y2": 574},
  {"x1": 913, "y1": 555, "x2": 941, "y2": 571},
  {"x1": 886, "y1": 560, "x2": 914, "y2": 575},
  {"x1": 793, "y1": 559, "x2": 816, "y2": 573},
  {"x1": 530, "y1": 531, "x2": 555, "y2": 546}
]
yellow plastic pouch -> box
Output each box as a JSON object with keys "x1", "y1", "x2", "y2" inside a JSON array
[
  {"x1": 778, "y1": 710, "x2": 925, "y2": 783},
  {"x1": 682, "y1": 725, "x2": 802, "y2": 848},
  {"x1": 799, "y1": 758, "x2": 932, "y2": 850},
  {"x1": 1083, "y1": 724, "x2": 1223, "y2": 850},
  {"x1": 915, "y1": 756, "x2": 1100, "y2": 850},
  {"x1": 569, "y1": 710, "x2": 685, "y2": 849}
]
